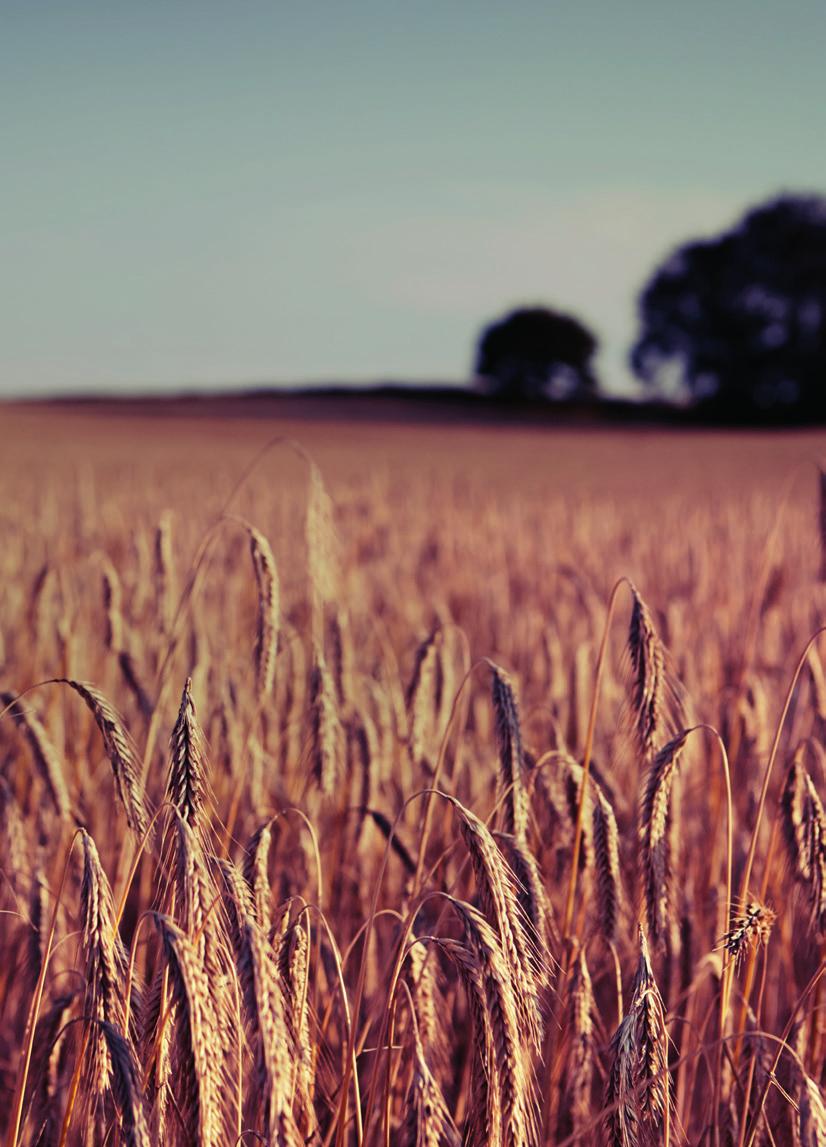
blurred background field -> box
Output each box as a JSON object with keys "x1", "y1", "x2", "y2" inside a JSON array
[{"x1": 6, "y1": 398, "x2": 826, "y2": 498}]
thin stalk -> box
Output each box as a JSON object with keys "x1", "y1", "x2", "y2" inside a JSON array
[
  {"x1": 57, "y1": 1029, "x2": 90, "y2": 1147},
  {"x1": 295, "y1": 904, "x2": 363, "y2": 1147},
  {"x1": 739, "y1": 626, "x2": 826, "y2": 911},
  {"x1": 334, "y1": 788, "x2": 455, "y2": 1147},
  {"x1": 733, "y1": 628, "x2": 826, "y2": 1056},
  {"x1": 744, "y1": 958, "x2": 826, "y2": 1147}
]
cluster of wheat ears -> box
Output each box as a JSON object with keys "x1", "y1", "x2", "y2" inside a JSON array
[{"x1": 3, "y1": 440, "x2": 826, "y2": 1146}]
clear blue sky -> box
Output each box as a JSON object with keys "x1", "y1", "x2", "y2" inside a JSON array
[{"x1": 2, "y1": 1, "x2": 825, "y2": 396}]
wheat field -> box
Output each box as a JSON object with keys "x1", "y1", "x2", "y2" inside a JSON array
[{"x1": 2, "y1": 402, "x2": 826, "y2": 1146}]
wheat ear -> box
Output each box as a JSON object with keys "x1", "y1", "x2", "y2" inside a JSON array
[
  {"x1": 59, "y1": 679, "x2": 149, "y2": 837},
  {"x1": 0, "y1": 691, "x2": 70, "y2": 818},
  {"x1": 167, "y1": 677, "x2": 209, "y2": 832}
]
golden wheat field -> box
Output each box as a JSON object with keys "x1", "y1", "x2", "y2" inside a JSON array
[{"x1": 3, "y1": 400, "x2": 826, "y2": 1147}]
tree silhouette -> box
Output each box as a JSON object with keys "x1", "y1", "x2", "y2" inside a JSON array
[
  {"x1": 631, "y1": 194, "x2": 826, "y2": 418},
  {"x1": 474, "y1": 306, "x2": 599, "y2": 402}
]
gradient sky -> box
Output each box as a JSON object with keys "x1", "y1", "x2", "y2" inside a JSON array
[{"x1": 2, "y1": 2, "x2": 826, "y2": 397}]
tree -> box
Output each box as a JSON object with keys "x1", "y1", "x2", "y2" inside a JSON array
[
  {"x1": 631, "y1": 194, "x2": 826, "y2": 417},
  {"x1": 474, "y1": 306, "x2": 599, "y2": 402}
]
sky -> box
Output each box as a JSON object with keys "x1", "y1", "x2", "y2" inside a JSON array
[{"x1": 2, "y1": 1, "x2": 826, "y2": 397}]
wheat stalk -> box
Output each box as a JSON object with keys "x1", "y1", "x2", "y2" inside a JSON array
[
  {"x1": 151, "y1": 913, "x2": 224, "y2": 1147},
  {"x1": 154, "y1": 511, "x2": 175, "y2": 636},
  {"x1": 308, "y1": 648, "x2": 340, "y2": 795},
  {"x1": 490, "y1": 663, "x2": 530, "y2": 844},
  {"x1": 0, "y1": 691, "x2": 70, "y2": 818},
  {"x1": 800, "y1": 1075, "x2": 826, "y2": 1146},
  {"x1": 79, "y1": 828, "x2": 130, "y2": 1095},
  {"x1": 638, "y1": 731, "x2": 688, "y2": 950},
  {"x1": 566, "y1": 946, "x2": 595, "y2": 1138},
  {"x1": 781, "y1": 747, "x2": 826, "y2": 934},
  {"x1": 248, "y1": 525, "x2": 280, "y2": 702},
  {"x1": 167, "y1": 677, "x2": 209, "y2": 832},
  {"x1": 451, "y1": 799, "x2": 543, "y2": 1052},
  {"x1": 101, "y1": 556, "x2": 124, "y2": 655},
  {"x1": 605, "y1": 927, "x2": 671, "y2": 1146},
  {"x1": 592, "y1": 782, "x2": 621, "y2": 944},
  {"x1": 59, "y1": 678, "x2": 149, "y2": 836},
  {"x1": 448, "y1": 899, "x2": 538, "y2": 1147},
  {"x1": 100, "y1": 1020, "x2": 151, "y2": 1147},
  {"x1": 721, "y1": 901, "x2": 776, "y2": 964}
]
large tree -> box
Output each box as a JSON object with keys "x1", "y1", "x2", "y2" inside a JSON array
[
  {"x1": 631, "y1": 194, "x2": 826, "y2": 417},
  {"x1": 474, "y1": 306, "x2": 599, "y2": 402}
]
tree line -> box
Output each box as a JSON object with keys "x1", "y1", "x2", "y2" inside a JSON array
[{"x1": 474, "y1": 192, "x2": 826, "y2": 420}]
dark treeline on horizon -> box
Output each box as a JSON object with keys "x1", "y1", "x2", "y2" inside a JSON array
[{"x1": 473, "y1": 191, "x2": 826, "y2": 425}]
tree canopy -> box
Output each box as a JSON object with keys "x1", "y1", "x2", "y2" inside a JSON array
[
  {"x1": 474, "y1": 306, "x2": 599, "y2": 402},
  {"x1": 630, "y1": 194, "x2": 826, "y2": 417}
]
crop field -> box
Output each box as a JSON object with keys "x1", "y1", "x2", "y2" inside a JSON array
[{"x1": 2, "y1": 401, "x2": 826, "y2": 1145}]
